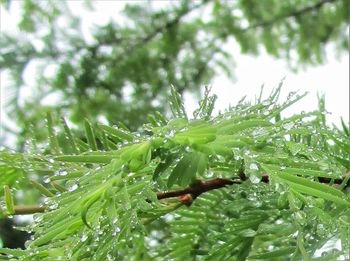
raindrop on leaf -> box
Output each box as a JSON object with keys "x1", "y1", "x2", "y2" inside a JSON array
[{"x1": 81, "y1": 234, "x2": 88, "y2": 242}]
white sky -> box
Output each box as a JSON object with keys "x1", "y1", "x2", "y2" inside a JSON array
[
  {"x1": 196, "y1": 45, "x2": 349, "y2": 124},
  {"x1": 0, "y1": 1, "x2": 349, "y2": 137}
]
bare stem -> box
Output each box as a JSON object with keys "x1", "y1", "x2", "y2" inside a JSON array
[
  {"x1": 156, "y1": 168, "x2": 350, "y2": 206},
  {"x1": 12, "y1": 205, "x2": 46, "y2": 215}
]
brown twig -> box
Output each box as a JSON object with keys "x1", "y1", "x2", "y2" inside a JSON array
[
  {"x1": 157, "y1": 168, "x2": 350, "y2": 206},
  {"x1": 156, "y1": 178, "x2": 241, "y2": 206},
  {"x1": 12, "y1": 205, "x2": 46, "y2": 215},
  {"x1": 156, "y1": 178, "x2": 240, "y2": 200},
  {"x1": 259, "y1": 172, "x2": 350, "y2": 187}
]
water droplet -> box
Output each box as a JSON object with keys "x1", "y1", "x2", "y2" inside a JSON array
[
  {"x1": 59, "y1": 170, "x2": 68, "y2": 176},
  {"x1": 326, "y1": 139, "x2": 335, "y2": 146},
  {"x1": 112, "y1": 227, "x2": 121, "y2": 236},
  {"x1": 68, "y1": 184, "x2": 78, "y2": 191},
  {"x1": 249, "y1": 162, "x2": 258, "y2": 171},
  {"x1": 33, "y1": 214, "x2": 43, "y2": 223},
  {"x1": 43, "y1": 176, "x2": 51, "y2": 183},
  {"x1": 206, "y1": 170, "x2": 214, "y2": 178},
  {"x1": 48, "y1": 201, "x2": 58, "y2": 210},
  {"x1": 249, "y1": 174, "x2": 261, "y2": 184},
  {"x1": 81, "y1": 234, "x2": 88, "y2": 242}
]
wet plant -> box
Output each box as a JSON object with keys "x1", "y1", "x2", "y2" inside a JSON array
[{"x1": 0, "y1": 84, "x2": 349, "y2": 260}]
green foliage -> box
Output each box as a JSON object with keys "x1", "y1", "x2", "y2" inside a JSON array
[
  {"x1": 0, "y1": 87, "x2": 349, "y2": 260},
  {"x1": 1, "y1": 0, "x2": 348, "y2": 147}
]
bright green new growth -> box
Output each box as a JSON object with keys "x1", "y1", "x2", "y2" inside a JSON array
[{"x1": 0, "y1": 85, "x2": 350, "y2": 260}]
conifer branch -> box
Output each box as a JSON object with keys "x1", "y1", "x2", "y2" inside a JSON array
[
  {"x1": 10, "y1": 169, "x2": 350, "y2": 214},
  {"x1": 94, "y1": 0, "x2": 212, "y2": 58},
  {"x1": 156, "y1": 178, "x2": 241, "y2": 206},
  {"x1": 244, "y1": 0, "x2": 337, "y2": 31},
  {"x1": 156, "y1": 178, "x2": 239, "y2": 200},
  {"x1": 157, "y1": 168, "x2": 350, "y2": 206}
]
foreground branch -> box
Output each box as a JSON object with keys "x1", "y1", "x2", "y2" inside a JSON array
[
  {"x1": 156, "y1": 178, "x2": 240, "y2": 206},
  {"x1": 9, "y1": 168, "x2": 350, "y2": 214},
  {"x1": 157, "y1": 168, "x2": 350, "y2": 206}
]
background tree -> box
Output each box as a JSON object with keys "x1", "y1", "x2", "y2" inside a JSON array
[{"x1": 0, "y1": 0, "x2": 348, "y2": 148}]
